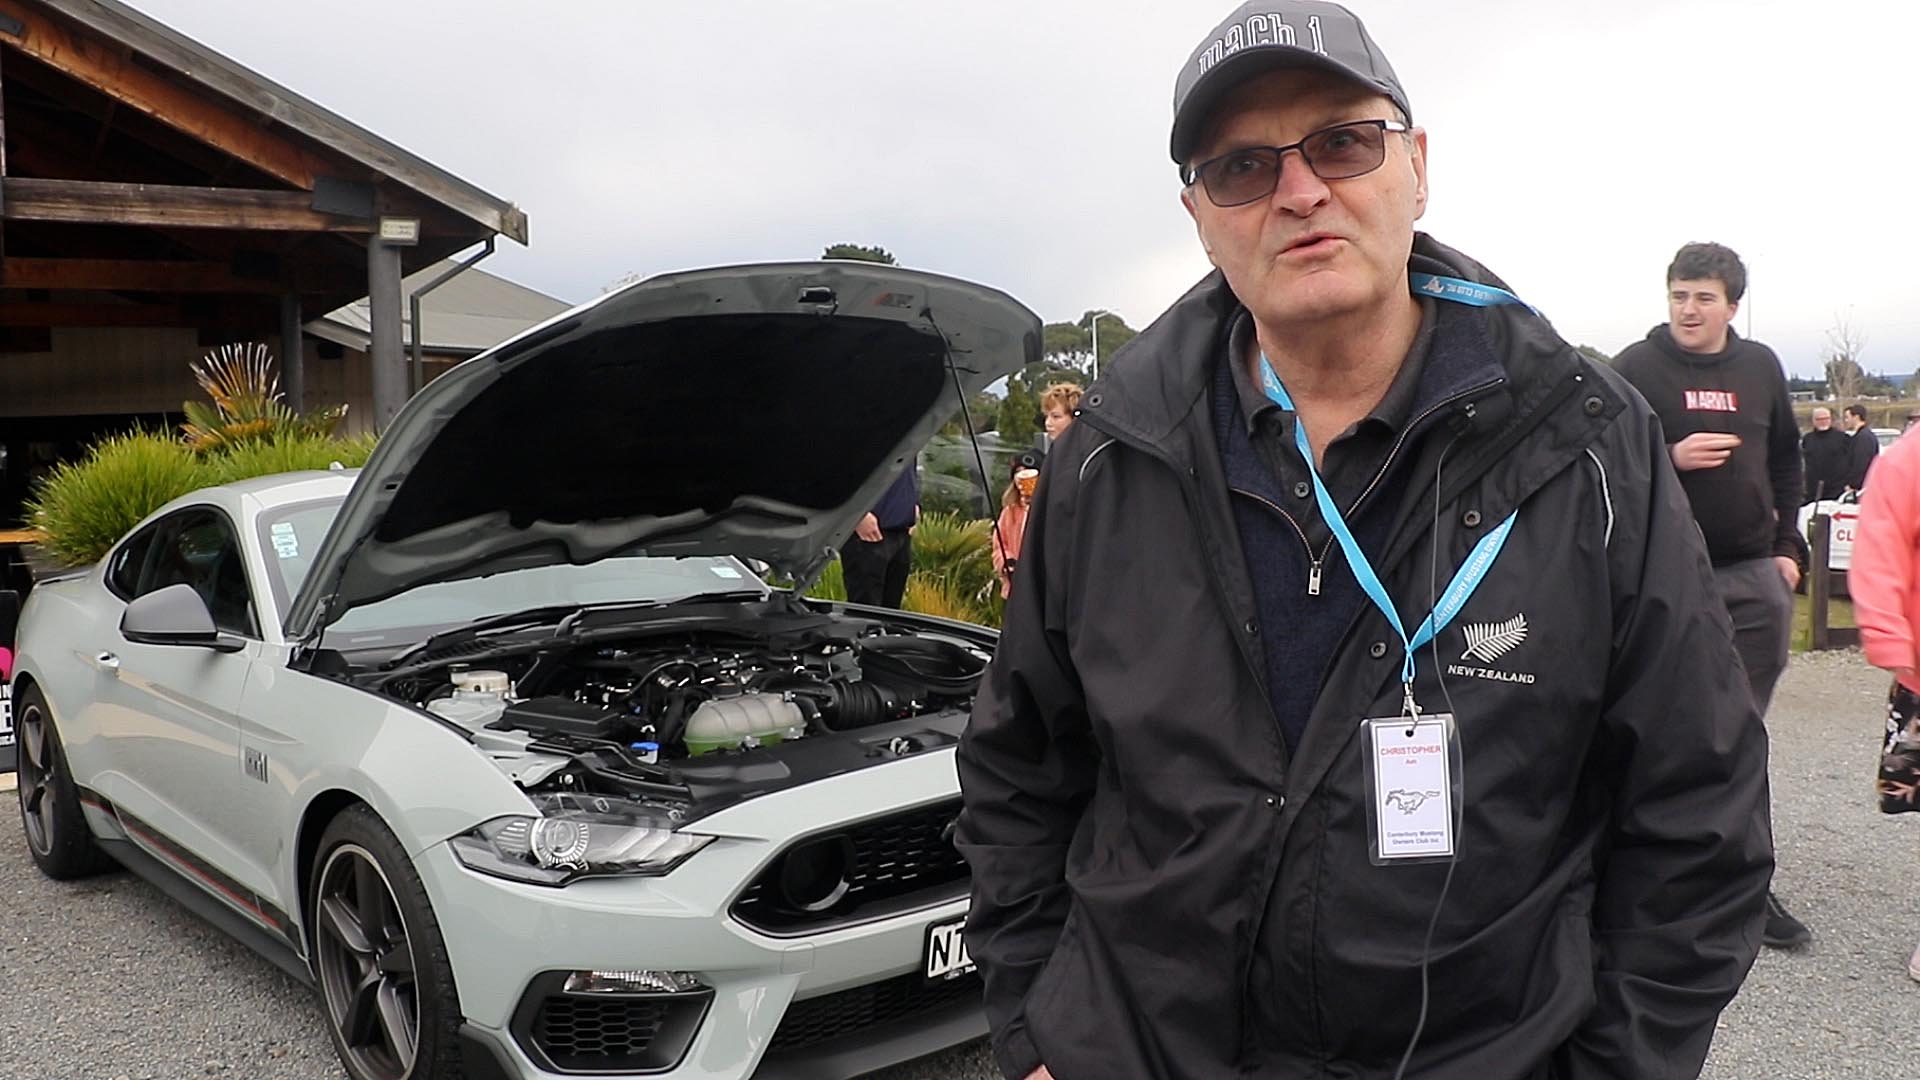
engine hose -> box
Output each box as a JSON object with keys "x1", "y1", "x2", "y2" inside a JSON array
[{"x1": 857, "y1": 640, "x2": 985, "y2": 694}]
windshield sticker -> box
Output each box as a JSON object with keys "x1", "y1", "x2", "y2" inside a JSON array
[
  {"x1": 270, "y1": 522, "x2": 301, "y2": 560},
  {"x1": 710, "y1": 565, "x2": 743, "y2": 578}
]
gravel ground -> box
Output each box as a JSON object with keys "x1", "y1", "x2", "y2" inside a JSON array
[{"x1": 0, "y1": 649, "x2": 1906, "y2": 1079}]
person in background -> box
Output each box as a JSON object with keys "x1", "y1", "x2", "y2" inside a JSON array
[
  {"x1": 992, "y1": 452, "x2": 1043, "y2": 599},
  {"x1": 1844, "y1": 403, "x2": 1880, "y2": 495},
  {"x1": 1801, "y1": 406, "x2": 1851, "y2": 504},
  {"x1": 842, "y1": 462, "x2": 918, "y2": 609},
  {"x1": 1843, "y1": 406, "x2": 1920, "y2": 980},
  {"x1": 1039, "y1": 382, "x2": 1082, "y2": 446},
  {"x1": 1613, "y1": 241, "x2": 1809, "y2": 949}
]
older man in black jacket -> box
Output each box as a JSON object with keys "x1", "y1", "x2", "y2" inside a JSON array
[
  {"x1": 955, "y1": 4, "x2": 1772, "y2": 1079},
  {"x1": 1802, "y1": 406, "x2": 1850, "y2": 504}
]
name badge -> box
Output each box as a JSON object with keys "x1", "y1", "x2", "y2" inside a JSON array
[{"x1": 1361, "y1": 713, "x2": 1458, "y2": 864}]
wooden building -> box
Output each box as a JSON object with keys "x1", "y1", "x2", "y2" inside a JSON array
[
  {"x1": 304, "y1": 261, "x2": 571, "y2": 435},
  {"x1": 0, "y1": 0, "x2": 529, "y2": 525}
]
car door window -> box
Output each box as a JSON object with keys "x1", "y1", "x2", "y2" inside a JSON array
[
  {"x1": 106, "y1": 524, "x2": 158, "y2": 600},
  {"x1": 134, "y1": 509, "x2": 258, "y2": 638}
]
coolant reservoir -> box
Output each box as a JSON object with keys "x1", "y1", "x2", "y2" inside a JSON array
[
  {"x1": 684, "y1": 693, "x2": 806, "y2": 756},
  {"x1": 430, "y1": 670, "x2": 512, "y2": 731},
  {"x1": 451, "y1": 670, "x2": 511, "y2": 695}
]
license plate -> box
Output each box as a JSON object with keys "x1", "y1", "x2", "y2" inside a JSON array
[{"x1": 923, "y1": 917, "x2": 975, "y2": 982}]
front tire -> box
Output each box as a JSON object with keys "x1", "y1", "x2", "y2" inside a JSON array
[
  {"x1": 310, "y1": 806, "x2": 464, "y2": 1080},
  {"x1": 14, "y1": 683, "x2": 116, "y2": 879}
]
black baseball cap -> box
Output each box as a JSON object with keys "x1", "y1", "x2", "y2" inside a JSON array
[{"x1": 1170, "y1": 1, "x2": 1411, "y2": 166}]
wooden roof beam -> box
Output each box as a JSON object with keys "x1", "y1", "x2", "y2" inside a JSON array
[
  {"x1": 0, "y1": 300, "x2": 193, "y2": 327},
  {"x1": 0, "y1": 255, "x2": 360, "y2": 295},
  {"x1": 2, "y1": 177, "x2": 372, "y2": 231},
  {"x1": 0, "y1": 0, "x2": 332, "y2": 189}
]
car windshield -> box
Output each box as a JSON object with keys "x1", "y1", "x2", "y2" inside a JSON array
[{"x1": 257, "y1": 497, "x2": 768, "y2": 646}]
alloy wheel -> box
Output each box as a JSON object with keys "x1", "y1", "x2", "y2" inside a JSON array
[
  {"x1": 15, "y1": 698, "x2": 54, "y2": 856},
  {"x1": 315, "y1": 843, "x2": 420, "y2": 1080}
]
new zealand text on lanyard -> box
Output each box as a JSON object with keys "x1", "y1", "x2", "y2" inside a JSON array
[{"x1": 1256, "y1": 272, "x2": 1529, "y2": 718}]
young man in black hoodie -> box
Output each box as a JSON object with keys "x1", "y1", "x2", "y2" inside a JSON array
[{"x1": 1614, "y1": 242, "x2": 1810, "y2": 949}]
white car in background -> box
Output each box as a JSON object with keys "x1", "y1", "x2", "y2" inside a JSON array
[{"x1": 12, "y1": 262, "x2": 1040, "y2": 1080}]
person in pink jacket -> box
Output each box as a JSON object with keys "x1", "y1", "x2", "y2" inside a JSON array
[
  {"x1": 992, "y1": 456, "x2": 1040, "y2": 599},
  {"x1": 1847, "y1": 408, "x2": 1920, "y2": 980}
]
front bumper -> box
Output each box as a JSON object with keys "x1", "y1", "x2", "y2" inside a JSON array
[{"x1": 415, "y1": 752, "x2": 982, "y2": 1078}]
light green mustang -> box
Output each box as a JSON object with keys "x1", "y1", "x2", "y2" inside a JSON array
[{"x1": 11, "y1": 263, "x2": 1038, "y2": 1080}]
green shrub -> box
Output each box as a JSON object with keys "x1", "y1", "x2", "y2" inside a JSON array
[
  {"x1": 911, "y1": 512, "x2": 996, "y2": 601},
  {"x1": 30, "y1": 429, "x2": 378, "y2": 569},
  {"x1": 199, "y1": 431, "x2": 378, "y2": 486},
  {"x1": 805, "y1": 559, "x2": 848, "y2": 602},
  {"x1": 903, "y1": 573, "x2": 988, "y2": 624},
  {"x1": 26, "y1": 430, "x2": 206, "y2": 566}
]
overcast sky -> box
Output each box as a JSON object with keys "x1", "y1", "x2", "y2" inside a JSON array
[{"x1": 122, "y1": 0, "x2": 1914, "y2": 378}]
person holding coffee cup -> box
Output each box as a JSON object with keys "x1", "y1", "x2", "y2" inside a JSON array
[{"x1": 992, "y1": 453, "x2": 1042, "y2": 599}]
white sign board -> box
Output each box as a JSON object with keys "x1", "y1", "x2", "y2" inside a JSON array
[{"x1": 1796, "y1": 500, "x2": 1859, "y2": 572}]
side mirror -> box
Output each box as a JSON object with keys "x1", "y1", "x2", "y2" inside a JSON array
[{"x1": 120, "y1": 584, "x2": 244, "y2": 652}]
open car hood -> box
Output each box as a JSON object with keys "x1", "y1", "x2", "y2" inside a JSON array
[{"x1": 284, "y1": 262, "x2": 1042, "y2": 639}]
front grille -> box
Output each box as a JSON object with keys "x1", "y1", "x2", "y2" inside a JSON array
[
  {"x1": 534, "y1": 997, "x2": 667, "y2": 1069},
  {"x1": 769, "y1": 970, "x2": 983, "y2": 1053},
  {"x1": 512, "y1": 977, "x2": 711, "y2": 1075},
  {"x1": 733, "y1": 799, "x2": 970, "y2": 934}
]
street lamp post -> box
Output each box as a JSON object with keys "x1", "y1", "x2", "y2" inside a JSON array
[{"x1": 1088, "y1": 309, "x2": 1113, "y2": 381}]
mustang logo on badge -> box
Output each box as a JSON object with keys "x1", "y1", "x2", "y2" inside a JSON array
[{"x1": 1385, "y1": 789, "x2": 1440, "y2": 814}]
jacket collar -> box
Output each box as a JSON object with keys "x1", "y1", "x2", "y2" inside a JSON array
[{"x1": 1078, "y1": 233, "x2": 1583, "y2": 460}]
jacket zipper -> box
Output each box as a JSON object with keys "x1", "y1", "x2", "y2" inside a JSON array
[
  {"x1": 1230, "y1": 486, "x2": 1333, "y2": 596},
  {"x1": 1228, "y1": 377, "x2": 1506, "y2": 599},
  {"x1": 1347, "y1": 377, "x2": 1506, "y2": 516}
]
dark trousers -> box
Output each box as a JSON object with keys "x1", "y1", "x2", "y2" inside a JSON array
[
  {"x1": 1712, "y1": 556, "x2": 1793, "y2": 718},
  {"x1": 843, "y1": 529, "x2": 912, "y2": 609}
]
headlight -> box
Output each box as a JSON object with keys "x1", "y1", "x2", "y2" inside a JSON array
[{"x1": 449, "y1": 792, "x2": 713, "y2": 885}]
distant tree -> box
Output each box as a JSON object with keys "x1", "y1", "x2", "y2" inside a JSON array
[
  {"x1": 1043, "y1": 321, "x2": 1089, "y2": 368},
  {"x1": 1825, "y1": 314, "x2": 1867, "y2": 401},
  {"x1": 998, "y1": 375, "x2": 1040, "y2": 445},
  {"x1": 1861, "y1": 372, "x2": 1901, "y2": 398},
  {"x1": 1827, "y1": 357, "x2": 1865, "y2": 403},
  {"x1": 1043, "y1": 309, "x2": 1138, "y2": 376},
  {"x1": 1573, "y1": 344, "x2": 1611, "y2": 365},
  {"x1": 939, "y1": 391, "x2": 1001, "y2": 437},
  {"x1": 822, "y1": 243, "x2": 897, "y2": 265}
]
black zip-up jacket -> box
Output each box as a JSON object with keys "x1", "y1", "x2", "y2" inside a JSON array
[
  {"x1": 1801, "y1": 427, "x2": 1850, "y2": 504},
  {"x1": 956, "y1": 236, "x2": 1772, "y2": 1080},
  {"x1": 1611, "y1": 326, "x2": 1803, "y2": 566},
  {"x1": 1847, "y1": 427, "x2": 1880, "y2": 492}
]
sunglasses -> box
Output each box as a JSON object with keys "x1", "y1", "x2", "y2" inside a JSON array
[{"x1": 1185, "y1": 119, "x2": 1410, "y2": 208}]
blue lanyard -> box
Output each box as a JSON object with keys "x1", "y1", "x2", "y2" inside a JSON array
[
  {"x1": 1408, "y1": 272, "x2": 1535, "y2": 314},
  {"x1": 1257, "y1": 274, "x2": 1524, "y2": 708}
]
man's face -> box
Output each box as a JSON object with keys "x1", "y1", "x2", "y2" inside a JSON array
[
  {"x1": 1843, "y1": 411, "x2": 1865, "y2": 433},
  {"x1": 1666, "y1": 278, "x2": 1738, "y2": 354},
  {"x1": 1180, "y1": 69, "x2": 1427, "y2": 333},
  {"x1": 1811, "y1": 408, "x2": 1832, "y2": 430}
]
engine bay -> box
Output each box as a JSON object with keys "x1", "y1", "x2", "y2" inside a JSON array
[{"x1": 349, "y1": 603, "x2": 992, "y2": 811}]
